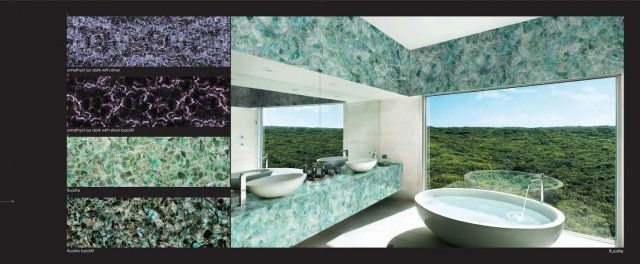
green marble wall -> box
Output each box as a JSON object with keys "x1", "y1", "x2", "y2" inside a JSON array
[
  {"x1": 406, "y1": 16, "x2": 624, "y2": 95},
  {"x1": 231, "y1": 164, "x2": 402, "y2": 247},
  {"x1": 67, "y1": 137, "x2": 230, "y2": 187},
  {"x1": 319, "y1": 17, "x2": 411, "y2": 94},
  {"x1": 232, "y1": 16, "x2": 408, "y2": 94},
  {"x1": 232, "y1": 16, "x2": 323, "y2": 72},
  {"x1": 232, "y1": 16, "x2": 623, "y2": 96}
]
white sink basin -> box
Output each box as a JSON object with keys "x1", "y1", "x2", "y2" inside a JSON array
[
  {"x1": 345, "y1": 158, "x2": 377, "y2": 172},
  {"x1": 247, "y1": 172, "x2": 306, "y2": 198},
  {"x1": 317, "y1": 156, "x2": 348, "y2": 168}
]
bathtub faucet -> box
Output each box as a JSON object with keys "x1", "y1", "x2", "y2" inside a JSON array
[{"x1": 528, "y1": 173, "x2": 545, "y2": 203}]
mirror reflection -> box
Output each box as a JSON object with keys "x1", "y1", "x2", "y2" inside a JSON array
[{"x1": 230, "y1": 50, "x2": 405, "y2": 189}]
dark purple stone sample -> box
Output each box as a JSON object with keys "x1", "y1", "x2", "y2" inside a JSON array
[
  {"x1": 67, "y1": 76, "x2": 230, "y2": 127},
  {"x1": 67, "y1": 16, "x2": 230, "y2": 67}
]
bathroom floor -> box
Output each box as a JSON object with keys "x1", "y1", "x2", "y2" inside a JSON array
[{"x1": 295, "y1": 198, "x2": 614, "y2": 248}]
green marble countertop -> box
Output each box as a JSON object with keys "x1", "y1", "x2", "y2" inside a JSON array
[{"x1": 231, "y1": 163, "x2": 400, "y2": 217}]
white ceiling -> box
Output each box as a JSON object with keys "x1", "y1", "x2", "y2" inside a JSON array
[
  {"x1": 361, "y1": 17, "x2": 540, "y2": 50},
  {"x1": 231, "y1": 51, "x2": 407, "y2": 103}
]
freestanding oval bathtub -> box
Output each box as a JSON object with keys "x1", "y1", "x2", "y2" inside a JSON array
[{"x1": 415, "y1": 188, "x2": 565, "y2": 247}]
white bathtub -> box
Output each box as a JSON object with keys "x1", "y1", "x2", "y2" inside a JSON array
[{"x1": 415, "y1": 188, "x2": 565, "y2": 247}]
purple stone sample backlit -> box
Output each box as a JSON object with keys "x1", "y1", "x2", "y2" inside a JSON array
[{"x1": 67, "y1": 76, "x2": 230, "y2": 127}]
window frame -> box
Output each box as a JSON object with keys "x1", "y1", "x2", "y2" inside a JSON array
[{"x1": 423, "y1": 74, "x2": 624, "y2": 247}]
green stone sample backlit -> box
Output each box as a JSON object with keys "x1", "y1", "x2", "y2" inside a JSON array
[
  {"x1": 67, "y1": 137, "x2": 230, "y2": 187},
  {"x1": 67, "y1": 197, "x2": 230, "y2": 248}
]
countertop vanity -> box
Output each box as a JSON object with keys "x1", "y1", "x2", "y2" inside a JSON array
[{"x1": 231, "y1": 163, "x2": 403, "y2": 247}]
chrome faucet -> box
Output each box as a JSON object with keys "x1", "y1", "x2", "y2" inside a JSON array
[
  {"x1": 238, "y1": 171, "x2": 262, "y2": 207},
  {"x1": 528, "y1": 173, "x2": 545, "y2": 203},
  {"x1": 238, "y1": 172, "x2": 249, "y2": 207},
  {"x1": 369, "y1": 151, "x2": 377, "y2": 159},
  {"x1": 262, "y1": 153, "x2": 269, "y2": 169},
  {"x1": 342, "y1": 149, "x2": 349, "y2": 158}
]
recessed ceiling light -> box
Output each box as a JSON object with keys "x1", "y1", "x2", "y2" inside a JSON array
[
  {"x1": 334, "y1": 95, "x2": 340, "y2": 98},
  {"x1": 262, "y1": 67, "x2": 273, "y2": 72},
  {"x1": 292, "y1": 88, "x2": 299, "y2": 91},
  {"x1": 328, "y1": 82, "x2": 336, "y2": 86}
]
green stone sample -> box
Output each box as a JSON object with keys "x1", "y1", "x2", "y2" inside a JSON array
[
  {"x1": 67, "y1": 137, "x2": 230, "y2": 187},
  {"x1": 231, "y1": 163, "x2": 402, "y2": 247},
  {"x1": 67, "y1": 197, "x2": 230, "y2": 248}
]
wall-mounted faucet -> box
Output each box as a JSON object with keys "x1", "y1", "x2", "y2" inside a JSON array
[
  {"x1": 342, "y1": 149, "x2": 349, "y2": 158},
  {"x1": 239, "y1": 172, "x2": 249, "y2": 207},
  {"x1": 528, "y1": 173, "x2": 545, "y2": 203},
  {"x1": 262, "y1": 153, "x2": 269, "y2": 169}
]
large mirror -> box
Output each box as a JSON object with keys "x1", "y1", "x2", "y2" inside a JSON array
[
  {"x1": 230, "y1": 50, "x2": 406, "y2": 191},
  {"x1": 231, "y1": 50, "x2": 334, "y2": 174}
]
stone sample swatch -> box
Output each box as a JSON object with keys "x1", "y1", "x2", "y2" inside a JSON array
[
  {"x1": 67, "y1": 137, "x2": 230, "y2": 187},
  {"x1": 67, "y1": 16, "x2": 230, "y2": 67},
  {"x1": 67, "y1": 197, "x2": 230, "y2": 248},
  {"x1": 67, "y1": 76, "x2": 230, "y2": 128}
]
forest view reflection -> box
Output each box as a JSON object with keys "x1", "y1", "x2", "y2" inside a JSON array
[{"x1": 262, "y1": 104, "x2": 344, "y2": 169}]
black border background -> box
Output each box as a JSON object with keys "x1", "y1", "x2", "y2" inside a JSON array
[{"x1": 0, "y1": 1, "x2": 636, "y2": 263}]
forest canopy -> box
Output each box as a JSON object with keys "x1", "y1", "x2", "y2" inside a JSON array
[
  {"x1": 428, "y1": 126, "x2": 616, "y2": 240},
  {"x1": 262, "y1": 125, "x2": 617, "y2": 240}
]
